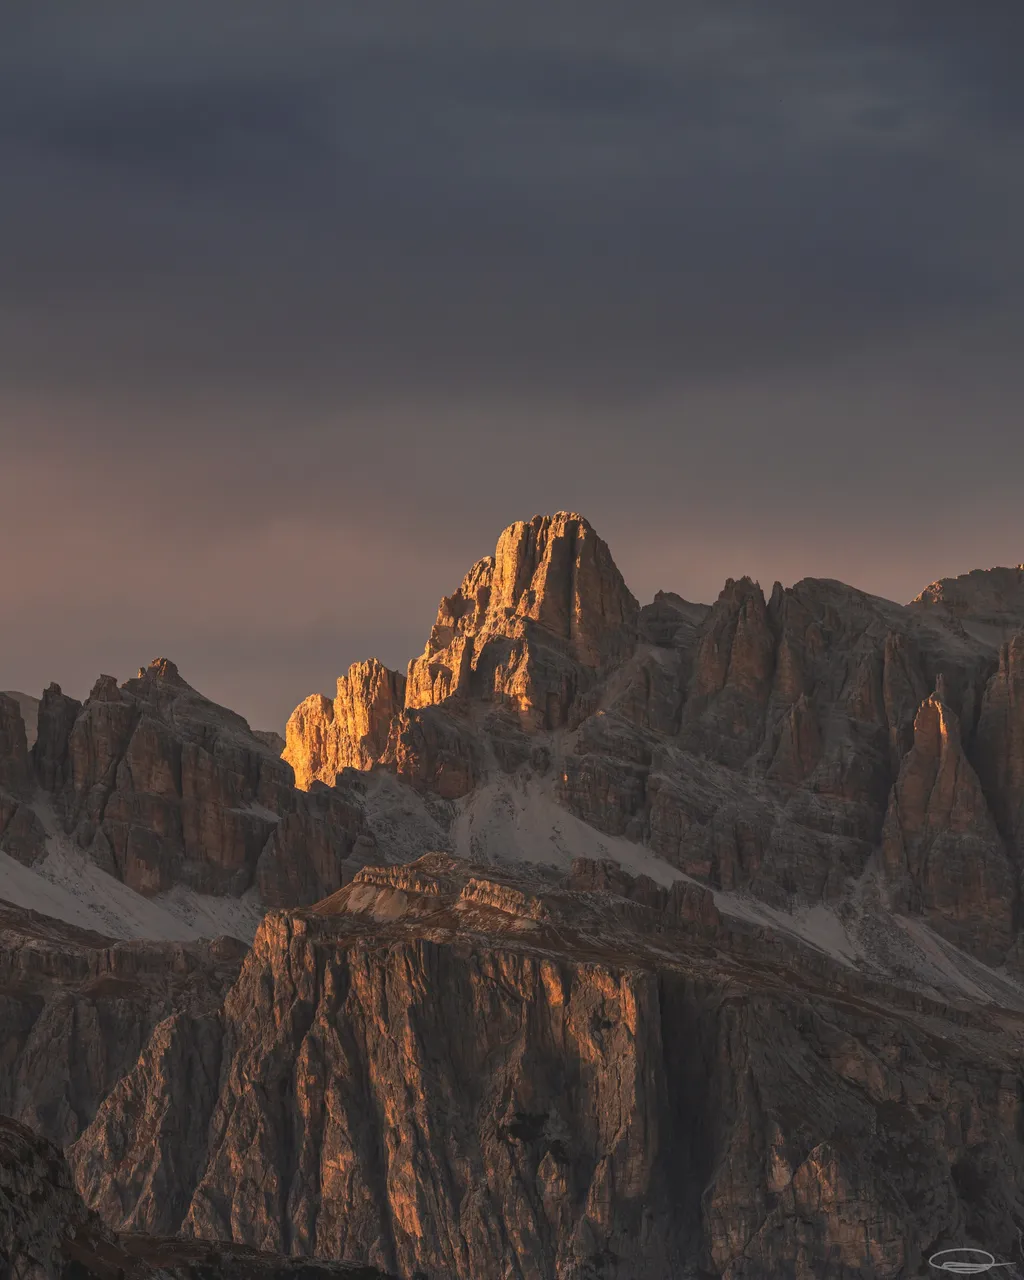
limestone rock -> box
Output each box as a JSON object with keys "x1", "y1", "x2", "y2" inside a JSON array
[
  {"x1": 910, "y1": 563, "x2": 1024, "y2": 647},
  {"x1": 253, "y1": 728, "x2": 286, "y2": 755},
  {"x1": 405, "y1": 512, "x2": 639, "y2": 729},
  {"x1": 680, "y1": 577, "x2": 775, "y2": 767},
  {"x1": 1, "y1": 1113, "x2": 104, "y2": 1280},
  {"x1": 16, "y1": 515, "x2": 1024, "y2": 1280},
  {"x1": 766, "y1": 692, "x2": 821, "y2": 785},
  {"x1": 563, "y1": 572, "x2": 999, "y2": 915},
  {"x1": 26, "y1": 659, "x2": 300, "y2": 895},
  {"x1": 559, "y1": 751, "x2": 648, "y2": 838},
  {"x1": 0, "y1": 901, "x2": 246, "y2": 1148},
  {"x1": 31, "y1": 683, "x2": 82, "y2": 793},
  {"x1": 283, "y1": 659, "x2": 405, "y2": 790},
  {"x1": 612, "y1": 645, "x2": 688, "y2": 737},
  {"x1": 563, "y1": 856, "x2": 721, "y2": 926},
  {"x1": 974, "y1": 631, "x2": 1024, "y2": 862},
  {"x1": 0, "y1": 796, "x2": 48, "y2": 866},
  {"x1": 637, "y1": 590, "x2": 710, "y2": 650},
  {"x1": 0, "y1": 692, "x2": 49, "y2": 867},
  {"x1": 6, "y1": 658, "x2": 378, "y2": 905},
  {"x1": 380, "y1": 704, "x2": 480, "y2": 799},
  {"x1": 0, "y1": 1114, "x2": 396, "y2": 1280},
  {"x1": 0, "y1": 690, "x2": 31, "y2": 797},
  {"x1": 256, "y1": 781, "x2": 364, "y2": 908},
  {"x1": 882, "y1": 693, "x2": 1013, "y2": 961},
  {"x1": 69, "y1": 854, "x2": 1024, "y2": 1280},
  {"x1": 2, "y1": 689, "x2": 40, "y2": 749}
]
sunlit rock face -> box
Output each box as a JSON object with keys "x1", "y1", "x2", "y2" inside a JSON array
[
  {"x1": 283, "y1": 512, "x2": 640, "y2": 795},
  {"x1": 12, "y1": 511, "x2": 1024, "y2": 1280},
  {"x1": 881, "y1": 693, "x2": 1013, "y2": 961},
  {"x1": 405, "y1": 511, "x2": 640, "y2": 726},
  {"x1": 283, "y1": 659, "x2": 406, "y2": 790},
  {"x1": 68, "y1": 855, "x2": 1024, "y2": 1280}
]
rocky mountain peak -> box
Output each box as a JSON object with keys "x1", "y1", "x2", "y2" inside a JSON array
[
  {"x1": 135, "y1": 656, "x2": 185, "y2": 684},
  {"x1": 909, "y1": 563, "x2": 1024, "y2": 646},
  {"x1": 881, "y1": 689, "x2": 1013, "y2": 960},
  {"x1": 406, "y1": 511, "x2": 639, "y2": 712},
  {"x1": 287, "y1": 513, "x2": 641, "y2": 792}
]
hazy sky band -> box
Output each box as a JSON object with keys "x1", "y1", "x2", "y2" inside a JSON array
[{"x1": 2, "y1": 2, "x2": 1022, "y2": 728}]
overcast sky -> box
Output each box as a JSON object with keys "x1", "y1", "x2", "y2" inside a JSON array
[{"x1": 2, "y1": 2, "x2": 1023, "y2": 730}]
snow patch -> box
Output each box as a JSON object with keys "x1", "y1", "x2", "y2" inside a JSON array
[
  {"x1": 450, "y1": 772, "x2": 685, "y2": 887},
  {"x1": 0, "y1": 823, "x2": 264, "y2": 943},
  {"x1": 711, "y1": 889, "x2": 864, "y2": 967}
]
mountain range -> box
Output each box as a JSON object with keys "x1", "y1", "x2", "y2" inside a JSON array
[{"x1": 3, "y1": 512, "x2": 1024, "y2": 1279}]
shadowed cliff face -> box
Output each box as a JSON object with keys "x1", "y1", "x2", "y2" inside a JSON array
[
  {"x1": 0, "y1": 901, "x2": 248, "y2": 1147},
  {"x1": 0, "y1": 659, "x2": 372, "y2": 911},
  {"x1": 69, "y1": 855, "x2": 1024, "y2": 1280},
  {"x1": 0, "y1": 1114, "x2": 397, "y2": 1279}
]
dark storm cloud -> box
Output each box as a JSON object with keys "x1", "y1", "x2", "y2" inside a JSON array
[{"x1": 1, "y1": 1, "x2": 1023, "y2": 727}]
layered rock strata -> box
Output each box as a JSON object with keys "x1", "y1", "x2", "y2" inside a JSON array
[{"x1": 70, "y1": 854, "x2": 1024, "y2": 1280}]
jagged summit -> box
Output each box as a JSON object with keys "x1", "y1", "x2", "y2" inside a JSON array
[
  {"x1": 278, "y1": 514, "x2": 1024, "y2": 972},
  {"x1": 285, "y1": 512, "x2": 640, "y2": 792},
  {"x1": 0, "y1": 657, "x2": 371, "y2": 935},
  {"x1": 406, "y1": 510, "x2": 638, "y2": 712},
  {"x1": 909, "y1": 563, "x2": 1024, "y2": 645},
  {"x1": 133, "y1": 655, "x2": 186, "y2": 683}
]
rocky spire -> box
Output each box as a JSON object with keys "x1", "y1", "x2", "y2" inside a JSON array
[{"x1": 405, "y1": 512, "x2": 639, "y2": 727}]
